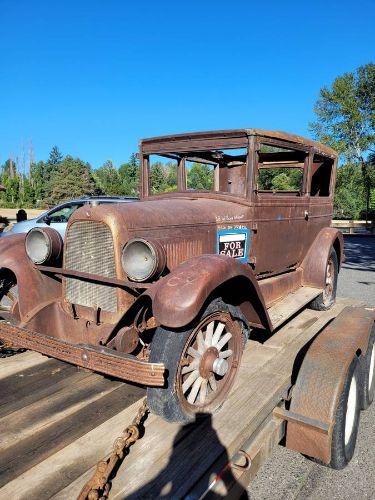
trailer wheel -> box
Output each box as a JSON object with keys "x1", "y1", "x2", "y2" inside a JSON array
[
  {"x1": 147, "y1": 298, "x2": 245, "y2": 423},
  {"x1": 329, "y1": 356, "x2": 361, "y2": 470},
  {"x1": 360, "y1": 324, "x2": 375, "y2": 410},
  {"x1": 310, "y1": 249, "x2": 338, "y2": 311}
]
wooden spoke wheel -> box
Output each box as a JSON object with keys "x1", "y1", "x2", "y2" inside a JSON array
[
  {"x1": 147, "y1": 299, "x2": 246, "y2": 423},
  {"x1": 177, "y1": 312, "x2": 243, "y2": 413},
  {"x1": 323, "y1": 258, "x2": 335, "y2": 306},
  {"x1": 310, "y1": 249, "x2": 338, "y2": 311}
]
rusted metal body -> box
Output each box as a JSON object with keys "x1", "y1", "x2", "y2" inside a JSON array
[
  {"x1": 285, "y1": 306, "x2": 375, "y2": 463},
  {"x1": 0, "y1": 129, "x2": 343, "y2": 387}
]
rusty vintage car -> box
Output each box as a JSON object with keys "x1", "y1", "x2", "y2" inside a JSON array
[{"x1": 0, "y1": 129, "x2": 343, "y2": 422}]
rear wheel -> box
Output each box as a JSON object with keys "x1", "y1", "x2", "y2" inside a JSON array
[
  {"x1": 360, "y1": 324, "x2": 375, "y2": 410},
  {"x1": 147, "y1": 299, "x2": 246, "y2": 423},
  {"x1": 310, "y1": 250, "x2": 338, "y2": 311},
  {"x1": 329, "y1": 357, "x2": 361, "y2": 469}
]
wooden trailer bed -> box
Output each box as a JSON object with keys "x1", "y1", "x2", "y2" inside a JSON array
[{"x1": 0, "y1": 298, "x2": 364, "y2": 499}]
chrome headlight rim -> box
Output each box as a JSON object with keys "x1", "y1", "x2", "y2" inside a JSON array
[
  {"x1": 121, "y1": 237, "x2": 165, "y2": 282},
  {"x1": 25, "y1": 227, "x2": 63, "y2": 265}
]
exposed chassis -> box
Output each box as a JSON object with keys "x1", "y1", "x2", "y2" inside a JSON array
[{"x1": 0, "y1": 322, "x2": 165, "y2": 386}]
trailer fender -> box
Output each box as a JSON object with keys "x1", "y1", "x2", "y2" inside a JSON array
[
  {"x1": 145, "y1": 254, "x2": 272, "y2": 330},
  {"x1": 301, "y1": 228, "x2": 344, "y2": 289},
  {"x1": 285, "y1": 306, "x2": 375, "y2": 464},
  {"x1": 0, "y1": 234, "x2": 61, "y2": 320}
]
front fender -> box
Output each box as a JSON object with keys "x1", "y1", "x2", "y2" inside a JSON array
[
  {"x1": 302, "y1": 228, "x2": 344, "y2": 289},
  {"x1": 0, "y1": 234, "x2": 61, "y2": 320},
  {"x1": 145, "y1": 254, "x2": 271, "y2": 330}
]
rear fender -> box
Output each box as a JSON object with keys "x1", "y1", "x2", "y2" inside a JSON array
[
  {"x1": 286, "y1": 306, "x2": 375, "y2": 463},
  {"x1": 0, "y1": 234, "x2": 61, "y2": 320},
  {"x1": 302, "y1": 228, "x2": 344, "y2": 289},
  {"x1": 144, "y1": 254, "x2": 272, "y2": 330}
]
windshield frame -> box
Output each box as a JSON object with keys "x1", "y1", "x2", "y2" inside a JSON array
[{"x1": 140, "y1": 143, "x2": 251, "y2": 199}]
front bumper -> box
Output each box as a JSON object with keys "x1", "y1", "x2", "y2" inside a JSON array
[{"x1": 0, "y1": 322, "x2": 165, "y2": 386}]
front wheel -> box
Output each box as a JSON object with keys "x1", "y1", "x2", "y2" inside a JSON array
[
  {"x1": 147, "y1": 299, "x2": 246, "y2": 423},
  {"x1": 0, "y1": 270, "x2": 19, "y2": 322}
]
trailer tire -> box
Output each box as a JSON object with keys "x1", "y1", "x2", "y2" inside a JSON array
[
  {"x1": 329, "y1": 356, "x2": 361, "y2": 470},
  {"x1": 147, "y1": 298, "x2": 246, "y2": 423},
  {"x1": 310, "y1": 249, "x2": 338, "y2": 311},
  {"x1": 360, "y1": 324, "x2": 375, "y2": 410}
]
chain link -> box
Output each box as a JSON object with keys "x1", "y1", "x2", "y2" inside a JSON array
[{"x1": 77, "y1": 398, "x2": 149, "y2": 500}]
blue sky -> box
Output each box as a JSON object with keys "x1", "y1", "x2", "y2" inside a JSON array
[{"x1": 0, "y1": 0, "x2": 374, "y2": 169}]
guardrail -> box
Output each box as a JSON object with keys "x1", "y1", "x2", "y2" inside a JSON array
[{"x1": 331, "y1": 220, "x2": 375, "y2": 235}]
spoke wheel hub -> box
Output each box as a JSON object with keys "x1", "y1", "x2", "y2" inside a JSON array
[
  {"x1": 177, "y1": 311, "x2": 243, "y2": 413},
  {"x1": 199, "y1": 347, "x2": 219, "y2": 378}
]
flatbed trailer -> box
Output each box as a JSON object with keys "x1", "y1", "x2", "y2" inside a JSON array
[{"x1": 0, "y1": 297, "x2": 374, "y2": 499}]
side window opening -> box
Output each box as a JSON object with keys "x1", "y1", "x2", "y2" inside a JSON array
[
  {"x1": 256, "y1": 144, "x2": 306, "y2": 195},
  {"x1": 310, "y1": 154, "x2": 333, "y2": 197}
]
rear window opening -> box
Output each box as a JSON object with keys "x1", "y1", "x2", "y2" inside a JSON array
[{"x1": 310, "y1": 154, "x2": 333, "y2": 197}]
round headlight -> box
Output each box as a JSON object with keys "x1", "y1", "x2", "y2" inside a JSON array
[
  {"x1": 122, "y1": 238, "x2": 165, "y2": 282},
  {"x1": 25, "y1": 227, "x2": 63, "y2": 265}
]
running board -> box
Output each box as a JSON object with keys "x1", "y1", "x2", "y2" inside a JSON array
[{"x1": 267, "y1": 286, "x2": 321, "y2": 329}]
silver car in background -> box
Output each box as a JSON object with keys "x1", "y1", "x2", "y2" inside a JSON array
[{"x1": 1, "y1": 196, "x2": 137, "y2": 239}]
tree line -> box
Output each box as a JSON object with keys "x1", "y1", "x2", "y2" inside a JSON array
[
  {"x1": 0, "y1": 149, "x2": 215, "y2": 208},
  {"x1": 1, "y1": 62, "x2": 374, "y2": 219}
]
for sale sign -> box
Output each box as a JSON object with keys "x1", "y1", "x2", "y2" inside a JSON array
[{"x1": 216, "y1": 228, "x2": 250, "y2": 262}]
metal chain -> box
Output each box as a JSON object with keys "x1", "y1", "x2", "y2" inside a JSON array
[{"x1": 77, "y1": 398, "x2": 149, "y2": 500}]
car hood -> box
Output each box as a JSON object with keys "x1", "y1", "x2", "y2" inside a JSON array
[
  {"x1": 71, "y1": 195, "x2": 250, "y2": 232},
  {"x1": 1, "y1": 218, "x2": 38, "y2": 237}
]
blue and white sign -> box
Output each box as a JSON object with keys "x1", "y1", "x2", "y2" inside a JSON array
[{"x1": 216, "y1": 228, "x2": 250, "y2": 262}]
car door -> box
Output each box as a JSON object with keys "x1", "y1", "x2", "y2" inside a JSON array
[{"x1": 251, "y1": 141, "x2": 310, "y2": 276}]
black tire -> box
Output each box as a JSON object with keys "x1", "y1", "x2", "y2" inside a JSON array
[
  {"x1": 310, "y1": 249, "x2": 338, "y2": 311},
  {"x1": 329, "y1": 356, "x2": 361, "y2": 470},
  {"x1": 359, "y1": 324, "x2": 375, "y2": 410},
  {"x1": 147, "y1": 298, "x2": 246, "y2": 423}
]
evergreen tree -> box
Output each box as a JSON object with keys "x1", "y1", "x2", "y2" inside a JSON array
[
  {"x1": 48, "y1": 156, "x2": 96, "y2": 204},
  {"x1": 187, "y1": 162, "x2": 214, "y2": 190},
  {"x1": 94, "y1": 160, "x2": 121, "y2": 195},
  {"x1": 150, "y1": 162, "x2": 168, "y2": 194},
  {"x1": 44, "y1": 146, "x2": 63, "y2": 200},
  {"x1": 118, "y1": 153, "x2": 140, "y2": 196}
]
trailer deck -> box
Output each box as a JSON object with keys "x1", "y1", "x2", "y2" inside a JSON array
[{"x1": 0, "y1": 297, "x2": 368, "y2": 499}]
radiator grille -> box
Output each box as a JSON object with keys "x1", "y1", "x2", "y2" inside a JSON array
[{"x1": 65, "y1": 221, "x2": 117, "y2": 312}]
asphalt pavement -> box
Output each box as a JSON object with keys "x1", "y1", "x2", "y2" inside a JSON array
[{"x1": 249, "y1": 236, "x2": 375, "y2": 499}]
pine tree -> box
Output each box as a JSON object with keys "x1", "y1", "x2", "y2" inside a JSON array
[
  {"x1": 118, "y1": 153, "x2": 140, "y2": 196},
  {"x1": 94, "y1": 160, "x2": 121, "y2": 195},
  {"x1": 187, "y1": 163, "x2": 214, "y2": 190},
  {"x1": 48, "y1": 156, "x2": 96, "y2": 204},
  {"x1": 44, "y1": 146, "x2": 63, "y2": 200}
]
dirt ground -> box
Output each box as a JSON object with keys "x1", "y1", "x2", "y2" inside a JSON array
[{"x1": 0, "y1": 208, "x2": 44, "y2": 222}]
